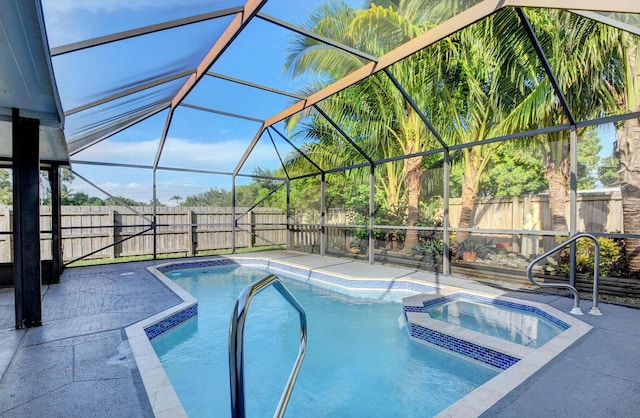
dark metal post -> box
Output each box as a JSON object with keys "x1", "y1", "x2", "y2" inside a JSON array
[
  {"x1": 12, "y1": 109, "x2": 42, "y2": 328},
  {"x1": 369, "y1": 165, "x2": 375, "y2": 264},
  {"x1": 49, "y1": 165, "x2": 62, "y2": 283}
]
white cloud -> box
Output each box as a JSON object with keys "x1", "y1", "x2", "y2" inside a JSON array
[
  {"x1": 73, "y1": 136, "x2": 281, "y2": 172},
  {"x1": 70, "y1": 136, "x2": 283, "y2": 203}
]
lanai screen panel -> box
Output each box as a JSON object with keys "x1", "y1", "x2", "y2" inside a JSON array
[
  {"x1": 156, "y1": 171, "x2": 234, "y2": 207},
  {"x1": 319, "y1": 70, "x2": 441, "y2": 162},
  {"x1": 50, "y1": 18, "x2": 233, "y2": 112},
  {"x1": 210, "y1": 17, "x2": 328, "y2": 94},
  {"x1": 525, "y1": 8, "x2": 637, "y2": 122},
  {"x1": 575, "y1": 124, "x2": 621, "y2": 235},
  {"x1": 159, "y1": 106, "x2": 262, "y2": 172},
  {"x1": 183, "y1": 75, "x2": 292, "y2": 121},
  {"x1": 63, "y1": 80, "x2": 183, "y2": 141},
  {"x1": 277, "y1": 104, "x2": 372, "y2": 174},
  {"x1": 70, "y1": 110, "x2": 170, "y2": 166},
  {"x1": 235, "y1": 128, "x2": 293, "y2": 177},
  {"x1": 41, "y1": 1, "x2": 244, "y2": 47},
  {"x1": 258, "y1": 0, "x2": 373, "y2": 77},
  {"x1": 260, "y1": 0, "x2": 364, "y2": 27},
  {"x1": 233, "y1": 174, "x2": 287, "y2": 250}
]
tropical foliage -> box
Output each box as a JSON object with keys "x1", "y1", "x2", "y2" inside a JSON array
[{"x1": 276, "y1": 1, "x2": 639, "y2": 276}]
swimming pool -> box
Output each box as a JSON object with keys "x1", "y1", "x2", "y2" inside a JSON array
[{"x1": 151, "y1": 264, "x2": 498, "y2": 417}]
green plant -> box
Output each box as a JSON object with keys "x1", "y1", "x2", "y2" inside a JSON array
[
  {"x1": 349, "y1": 238, "x2": 362, "y2": 248},
  {"x1": 416, "y1": 196, "x2": 444, "y2": 227},
  {"x1": 353, "y1": 226, "x2": 369, "y2": 241},
  {"x1": 557, "y1": 237, "x2": 624, "y2": 277},
  {"x1": 410, "y1": 238, "x2": 444, "y2": 257},
  {"x1": 454, "y1": 237, "x2": 494, "y2": 259}
]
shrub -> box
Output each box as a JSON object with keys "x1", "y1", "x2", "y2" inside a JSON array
[
  {"x1": 557, "y1": 237, "x2": 623, "y2": 277},
  {"x1": 453, "y1": 237, "x2": 494, "y2": 260},
  {"x1": 410, "y1": 238, "x2": 444, "y2": 257}
]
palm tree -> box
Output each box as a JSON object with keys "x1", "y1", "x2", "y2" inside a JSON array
[
  {"x1": 285, "y1": 1, "x2": 531, "y2": 250},
  {"x1": 284, "y1": 1, "x2": 440, "y2": 250},
  {"x1": 500, "y1": 10, "x2": 618, "y2": 233},
  {"x1": 283, "y1": 72, "x2": 431, "y2": 250},
  {"x1": 432, "y1": 10, "x2": 532, "y2": 239}
]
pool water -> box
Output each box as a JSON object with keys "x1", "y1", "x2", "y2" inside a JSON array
[
  {"x1": 422, "y1": 299, "x2": 563, "y2": 348},
  {"x1": 152, "y1": 265, "x2": 497, "y2": 417}
]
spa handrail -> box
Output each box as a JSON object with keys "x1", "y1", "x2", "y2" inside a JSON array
[
  {"x1": 526, "y1": 233, "x2": 602, "y2": 315},
  {"x1": 228, "y1": 274, "x2": 308, "y2": 418}
]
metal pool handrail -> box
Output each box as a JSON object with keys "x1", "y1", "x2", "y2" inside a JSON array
[
  {"x1": 526, "y1": 233, "x2": 602, "y2": 316},
  {"x1": 228, "y1": 274, "x2": 308, "y2": 418}
]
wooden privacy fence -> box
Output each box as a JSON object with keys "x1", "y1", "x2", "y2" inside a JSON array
[
  {"x1": 0, "y1": 206, "x2": 287, "y2": 263},
  {"x1": 0, "y1": 189, "x2": 623, "y2": 263},
  {"x1": 290, "y1": 188, "x2": 622, "y2": 232},
  {"x1": 290, "y1": 189, "x2": 624, "y2": 252},
  {"x1": 449, "y1": 188, "x2": 622, "y2": 233}
]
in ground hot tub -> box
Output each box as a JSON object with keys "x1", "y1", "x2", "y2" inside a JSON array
[
  {"x1": 403, "y1": 290, "x2": 574, "y2": 370},
  {"x1": 420, "y1": 293, "x2": 569, "y2": 348}
]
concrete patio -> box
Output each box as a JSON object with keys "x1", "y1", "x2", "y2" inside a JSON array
[{"x1": 0, "y1": 251, "x2": 639, "y2": 417}]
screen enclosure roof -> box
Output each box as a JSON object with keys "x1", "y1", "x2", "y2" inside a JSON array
[{"x1": 3, "y1": 1, "x2": 640, "y2": 177}]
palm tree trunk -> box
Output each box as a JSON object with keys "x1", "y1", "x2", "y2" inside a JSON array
[
  {"x1": 457, "y1": 150, "x2": 480, "y2": 242},
  {"x1": 544, "y1": 162, "x2": 569, "y2": 232},
  {"x1": 404, "y1": 156, "x2": 423, "y2": 251},
  {"x1": 541, "y1": 133, "x2": 570, "y2": 232},
  {"x1": 618, "y1": 117, "x2": 640, "y2": 277},
  {"x1": 616, "y1": 34, "x2": 640, "y2": 278}
]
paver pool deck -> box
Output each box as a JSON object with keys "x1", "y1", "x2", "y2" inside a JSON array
[{"x1": 0, "y1": 250, "x2": 639, "y2": 417}]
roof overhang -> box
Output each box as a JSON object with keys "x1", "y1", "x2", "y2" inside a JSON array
[{"x1": 0, "y1": 0, "x2": 68, "y2": 165}]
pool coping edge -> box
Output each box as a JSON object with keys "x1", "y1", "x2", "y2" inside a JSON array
[{"x1": 124, "y1": 265, "x2": 197, "y2": 418}]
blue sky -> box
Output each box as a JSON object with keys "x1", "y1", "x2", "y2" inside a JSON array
[{"x1": 42, "y1": 0, "x2": 364, "y2": 204}]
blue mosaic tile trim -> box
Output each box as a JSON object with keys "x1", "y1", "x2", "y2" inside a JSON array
[
  {"x1": 403, "y1": 305, "x2": 423, "y2": 313},
  {"x1": 157, "y1": 258, "x2": 271, "y2": 274},
  {"x1": 156, "y1": 258, "x2": 237, "y2": 273},
  {"x1": 421, "y1": 292, "x2": 570, "y2": 330},
  {"x1": 157, "y1": 258, "x2": 438, "y2": 296},
  {"x1": 410, "y1": 323, "x2": 520, "y2": 370},
  {"x1": 144, "y1": 304, "x2": 198, "y2": 340}
]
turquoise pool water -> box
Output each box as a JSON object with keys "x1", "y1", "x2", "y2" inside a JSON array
[
  {"x1": 152, "y1": 265, "x2": 498, "y2": 417},
  {"x1": 422, "y1": 298, "x2": 563, "y2": 348}
]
